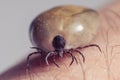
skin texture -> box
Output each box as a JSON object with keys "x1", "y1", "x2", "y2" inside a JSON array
[{"x1": 1, "y1": 1, "x2": 120, "y2": 80}]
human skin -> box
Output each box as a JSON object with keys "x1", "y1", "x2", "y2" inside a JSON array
[{"x1": 1, "y1": 1, "x2": 120, "y2": 80}]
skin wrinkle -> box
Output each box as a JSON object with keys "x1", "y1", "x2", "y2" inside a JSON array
[
  {"x1": 1, "y1": 2, "x2": 120, "y2": 80},
  {"x1": 100, "y1": 5, "x2": 120, "y2": 80},
  {"x1": 103, "y1": 10, "x2": 118, "y2": 32},
  {"x1": 109, "y1": 45, "x2": 120, "y2": 80},
  {"x1": 103, "y1": 30, "x2": 111, "y2": 80},
  {"x1": 104, "y1": 9, "x2": 120, "y2": 32},
  {"x1": 77, "y1": 55, "x2": 86, "y2": 80}
]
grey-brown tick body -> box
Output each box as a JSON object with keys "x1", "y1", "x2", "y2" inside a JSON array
[{"x1": 27, "y1": 5, "x2": 101, "y2": 68}]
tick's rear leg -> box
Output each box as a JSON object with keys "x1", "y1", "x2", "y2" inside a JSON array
[
  {"x1": 74, "y1": 49, "x2": 85, "y2": 62},
  {"x1": 66, "y1": 51, "x2": 78, "y2": 66},
  {"x1": 68, "y1": 52, "x2": 74, "y2": 66},
  {"x1": 30, "y1": 47, "x2": 42, "y2": 52},
  {"x1": 77, "y1": 44, "x2": 102, "y2": 52},
  {"x1": 27, "y1": 52, "x2": 41, "y2": 69},
  {"x1": 73, "y1": 56, "x2": 78, "y2": 64},
  {"x1": 26, "y1": 51, "x2": 41, "y2": 79},
  {"x1": 74, "y1": 44, "x2": 101, "y2": 63}
]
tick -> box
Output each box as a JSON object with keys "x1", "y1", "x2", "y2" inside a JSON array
[{"x1": 27, "y1": 5, "x2": 101, "y2": 68}]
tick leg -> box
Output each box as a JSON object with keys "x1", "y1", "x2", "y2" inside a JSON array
[
  {"x1": 31, "y1": 47, "x2": 40, "y2": 49},
  {"x1": 52, "y1": 55, "x2": 60, "y2": 68},
  {"x1": 26, "y1": 52, "x2": 41, "y2": 80},
  {"x1": 45, "y1": 52, "x2": 54, "y2": 65},
  {"x1": 69, "y1": 52, "x2": 74, "y2": 66},
  {"x1": 27, "y1": 52, "x2": 41, "y2": 69},
  {"x1": 74, "y1": 49, "x2": 85, "y2": 62},
  {"x1": 74, "y1": 56, "x2": 78, "y2": 64},
  {"x1": 30, "y1": 47, "x2": 42, "y2": 51},
  {"x1": 77, "y1": 44, "x2": 102, "y2": 53},
  {"x1": 66, "y1": 52, "x2": 75, "y2": 66},
  {"x1": 64, "y1": 49, "x2": 78, "y2": 65}
]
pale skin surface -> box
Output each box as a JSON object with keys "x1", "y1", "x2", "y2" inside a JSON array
[{"x1": 1, "y1": 1, "x2": 120, "y2": 80}]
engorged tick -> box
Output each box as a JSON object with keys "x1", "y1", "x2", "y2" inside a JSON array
[{"x1": 27, "y1": 5, "x2": 101, "y2": 68}]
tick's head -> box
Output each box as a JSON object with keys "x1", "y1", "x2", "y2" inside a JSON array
[{"x1": 52, "y1": 35, "x2": 66, "y2": 51}]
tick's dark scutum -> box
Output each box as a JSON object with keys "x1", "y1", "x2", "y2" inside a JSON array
[{"x1": 52, "y1": 35, "x2": 66, "y2": 50}]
